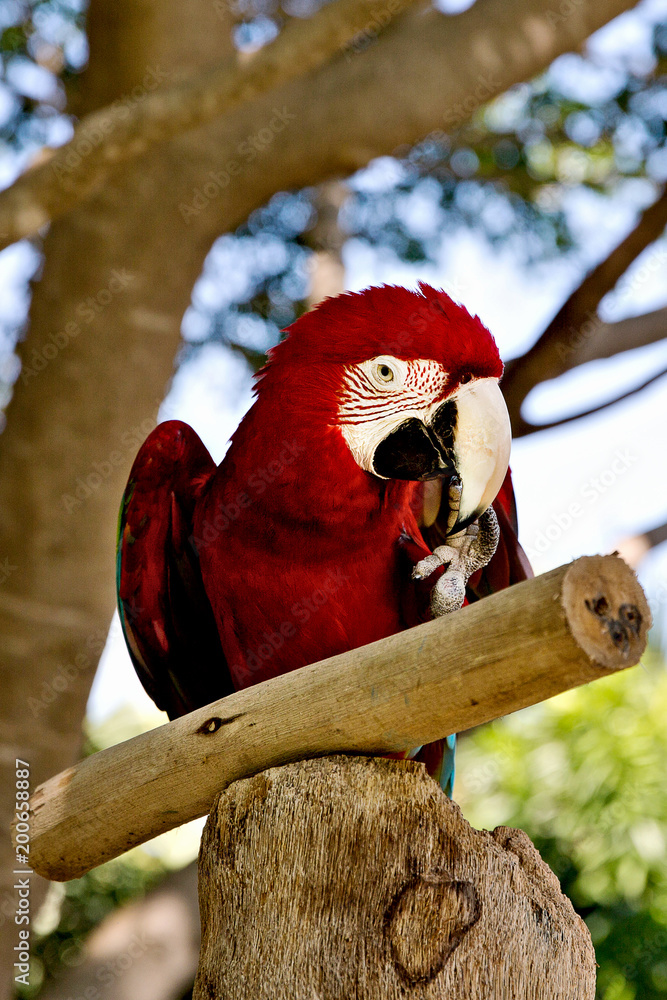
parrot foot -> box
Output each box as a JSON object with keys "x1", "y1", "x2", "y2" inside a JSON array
[{"x1": 412, "y1": 505, "x2": 500, "y2": 617}]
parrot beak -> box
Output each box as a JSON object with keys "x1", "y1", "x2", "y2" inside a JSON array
[
  {"x1": 433, "y1": 378, "x2": 511, "y2": 533},
  {"x1": 369, "y1": 378, "x2": 510, "y2": 527}
]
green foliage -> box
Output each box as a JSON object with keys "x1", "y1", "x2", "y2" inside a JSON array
[
  {"x1": 16, "y1": 855, "x2": 167, "y2": 998},
  {"x1": 457, "y1": 652, "x2": 667, "y2": 1000},
  {"x1": 0, "y1": 0, "x2": 87, "y2": 152}
]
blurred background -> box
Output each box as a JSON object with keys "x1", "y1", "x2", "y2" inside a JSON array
[{"x1": 0, "y1": 0, "x2": 666, "y2": 997}]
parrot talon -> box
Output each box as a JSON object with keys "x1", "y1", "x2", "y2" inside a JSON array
[
  {"x1": 418, "y1": 505, "x2": 500, "y2": 618},
  {"x1": 411, "y1": 549, "x2": 454, "y2": 582}
]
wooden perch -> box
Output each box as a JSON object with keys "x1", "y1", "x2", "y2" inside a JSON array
[
  {"x1": 26, "y1": 555, "x2": 649, "y2": 881},
  {"x1": 194, "y1": 755, "x2": 596, "y2": 999}
]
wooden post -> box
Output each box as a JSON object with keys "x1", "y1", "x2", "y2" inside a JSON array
[
  {"x1": 25, "y1": 555, "x2": 649, "y2": 881},
  {"x1": 194, "y1": 755, "x2": 596, "y2": 999}
]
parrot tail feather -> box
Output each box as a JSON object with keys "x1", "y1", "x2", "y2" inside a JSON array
[{"x1": 385, "y1": 735, "x2": 457, "y2": 798}]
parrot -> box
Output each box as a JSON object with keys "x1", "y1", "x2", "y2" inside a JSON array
[{"x1": 116, "y1": 282, "x2": 532, "y2": 796}]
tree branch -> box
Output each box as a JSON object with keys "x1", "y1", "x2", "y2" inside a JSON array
[
  {"x1": 646, "y1": 521, "x2": 667, "y2": 550},
  {"x1": 0, "y1": 0, "x2": 420, "y2": 251},
  {"x1": 502, "y1": 188, "x2": 667, "y2": 435},
  {"x1": 616, "y1": 520, "x2": 667, "y2": 568},
  {"x1": 0, "y1": 0, "x2": 640, "y2": 253},
  {"x1": 564, "y1": 305, "x2": 667, "y2": 369},
  {"x1": 512, "y1": 363, "x2": 667, "y2": 437},
  {"x1": 24, "y1": 555, "x2": 649, "y2": 882}
]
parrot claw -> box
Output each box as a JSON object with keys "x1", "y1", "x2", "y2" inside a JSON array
[{"x1": 412, "y1": 505, "x2": 500, "y2": 617}]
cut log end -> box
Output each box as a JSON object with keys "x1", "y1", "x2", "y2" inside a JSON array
[
  {"x1": 193, "y1": 756, "x2": 596, "y2": 1000},
  {"x1": 562, "y1": 554, "x2": 651, "y2": 670}
]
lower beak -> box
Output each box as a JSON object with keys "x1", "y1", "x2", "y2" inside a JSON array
[{"x1": 372, "y1": 417, "x2": 456, "y2": 482}]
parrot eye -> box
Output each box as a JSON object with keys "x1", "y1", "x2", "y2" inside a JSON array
[
  {"x1": 363, "y1": 355, "x2": 404, "y2": 389},
  {"x1": 459, "y1": 373, "x2": 472, "y2": 384},
  {"x1": 355, "y1": 355, "x2": 407, "y2": 392}
]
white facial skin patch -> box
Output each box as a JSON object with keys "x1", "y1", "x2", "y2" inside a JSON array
[
  {"x1": 336, "y1": 356, "x2": 511, "y2": 528},
  {"x1": 337, "y1": 357, "x2": 450, "y2": 473}
]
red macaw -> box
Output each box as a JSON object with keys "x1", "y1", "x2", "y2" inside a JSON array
[{"x1": 117, "y1": 283, "x2": 531, "y2": 795}]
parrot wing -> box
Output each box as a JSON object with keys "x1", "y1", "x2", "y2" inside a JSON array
[{"x1": 116, "y1": 420, "x2": 235, "y2": 720}]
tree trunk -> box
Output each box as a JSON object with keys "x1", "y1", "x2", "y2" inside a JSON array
[
  {"x1": 0, "y1": 2, "x2": 236, "y2": 994},
  {"x1": 194, "y1": 756, "x2": 595, "y2": 1000}
]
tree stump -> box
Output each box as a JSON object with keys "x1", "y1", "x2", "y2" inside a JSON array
[{"x1": 194, "y1": 755, "x2": 595, "y2": 999}]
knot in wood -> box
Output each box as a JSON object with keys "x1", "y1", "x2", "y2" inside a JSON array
[
  {"x1": 197, "y1": 717, "x2": 225, "y2": 734},
  {"x1": 196, "y1": 712, "x2": 245, "y2": 735},
  {"x1": 385, "y1": 874, "x2": 481, "y2": 986},
  {"x1": 585, "y1": 595, "x2": 643, "y2": 655}
]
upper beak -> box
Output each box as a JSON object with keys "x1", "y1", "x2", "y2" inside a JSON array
[{"x1": 434, "y1": 378, "x2": 511, "y2": 533}]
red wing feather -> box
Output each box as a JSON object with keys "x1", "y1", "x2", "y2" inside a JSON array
[{"x1": 117, "y1": 420, "x2": 234, "y2": 719}]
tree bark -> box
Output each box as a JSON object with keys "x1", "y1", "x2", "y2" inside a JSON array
[
  {"x1": 194, "y1": 755, "x2": 596, "y2": 999},
  {"x1": 0, "y1": 2, "x2": 237, "y2": 995}
]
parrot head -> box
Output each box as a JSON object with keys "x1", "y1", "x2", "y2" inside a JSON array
[{"x1": 261, "y1": 282, "x2": 510, "y2": 533}]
